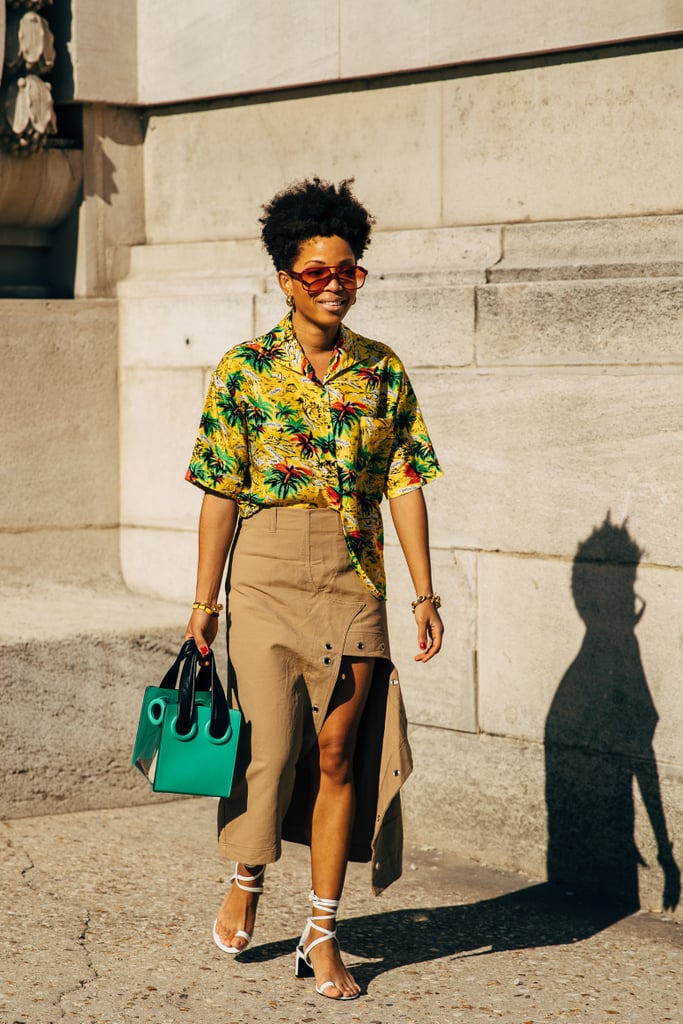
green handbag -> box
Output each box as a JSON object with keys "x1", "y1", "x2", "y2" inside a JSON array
[{"x1": 132, "y1": 639, "x2": 241, "y2": 798}]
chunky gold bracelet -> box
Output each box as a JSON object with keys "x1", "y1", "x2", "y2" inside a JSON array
[
  {"x1": 411, "y1": 594, "x2": 442, "y2": 613},
  {"x1": 192, "y1": 601, "x2": 224, "y2": 617}
]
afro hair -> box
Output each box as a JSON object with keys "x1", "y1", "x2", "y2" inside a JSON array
[{"x1": 259, "y1": 177, "x2": 374, "y2": 270}]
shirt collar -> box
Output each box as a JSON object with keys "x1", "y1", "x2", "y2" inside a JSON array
[{"x1": 275, "y1": 312, "x2": 357, "y2": 380}]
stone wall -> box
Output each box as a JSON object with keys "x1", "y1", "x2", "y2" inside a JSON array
[
  {"x1": 0, "y1": 300, "x2": 120, "y2": 579},
  {"x1": 117, "y1": 35, "x2": 683, "y2": 915},
  {"x1": 4, "y1": 1, "x2": 683, "y2": 917}
]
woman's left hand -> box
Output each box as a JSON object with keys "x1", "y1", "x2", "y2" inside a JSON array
[{"x1": 413, "y1": 603, "x2": 444, "y2": 663}]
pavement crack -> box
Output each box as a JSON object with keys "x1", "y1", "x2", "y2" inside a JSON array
[
  {"x1": 77, "y1": 908, "x2": 98, "y2": 982},
  {"x1": 1, "y1": 823, "x2": 35, "y2": 884},
  {"x1": 54, "y1": 909, "x2": 98, "y2": 1019}
]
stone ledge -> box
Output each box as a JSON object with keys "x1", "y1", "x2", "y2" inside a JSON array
[
  {"x1": 0, "y1": 581, "x2": 187, "y2": 645},
  {"x1": 476, "y1": 277, "x2": 683, "y2": 365},
  {"x1": 1, "y1": 583, "x2": 192, "y2": 820},
  {"x1": 490, "y1": 215, "x2": 683, "y2": 282}
]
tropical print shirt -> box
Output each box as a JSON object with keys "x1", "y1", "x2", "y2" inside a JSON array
[{"x1": 186, "y1": 312, "x2": 442, "y2": 599}]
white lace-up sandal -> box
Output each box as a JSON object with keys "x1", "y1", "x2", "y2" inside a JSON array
[
  {"x1": 212, "y1": 864, "x2": 265, "y2": 954},
  {"x1": 295, "y1": 889, "x2": 360, "y2": 1000}
]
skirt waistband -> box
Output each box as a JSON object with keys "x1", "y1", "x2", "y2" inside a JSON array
[{"x1": 243, "y1": 507, "x2": 343, "y2": 536}]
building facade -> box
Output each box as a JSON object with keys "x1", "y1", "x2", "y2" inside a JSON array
[{"x1": 3, "y1": 2, "x2": 683, "y2": 915}]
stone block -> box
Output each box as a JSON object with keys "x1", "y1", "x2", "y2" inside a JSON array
[
  {"x1": 120, "y1": 367, "x2": 207, "y2": 530},
  {"x1": 385, "y1": 541, "x2": 477, "y2": 732},
  {"x1": 1, "y1": 618, "x2": 186, "y2": 818},
  {"x1": 0, "y1": 582, "x2": 192, "y2": 820},
  {"x1": 346, "y1": 281, "x2": 475, "y2": 368},
  {"x1": 477, "y1": 553, "x2": 683, "y2": 763},
  {"x1": 368, "y1": 225, "x2": 501, "y2": 278},
  {"x1": 119, "y1": 292, "x2": 255, "y2": 370},
  {"x1": 404, "y1": 728, "x2": 549, "y2": 880},
  {"x1": 491, "y1": 215, "x2": 683, "y2": 282},
  {"x1": 125, "y1": 239, "x2": 270, "y2": 281},
  {"x1": 59, "y1": 0, "x2": 137, "y2": 104},
  {"x1": 443, "y1": 48, "x2": 683, "y2": 224},
  {"x1": 120, "y1": 525, "x2": 202, "y2": 605},
  {"x1": 0, "y1": 530, "x2": 120, "y2": 587},
  {"x1": 404, "y1": 726, "x2": 683, "y2": 917},
  {"x1": 75, "y1": 106, "x2": 145, "y2": 297},
  {"x1": 144, "y1": 81, "x2": 443, "y2": 243},
  {"x1": 137, "y1": 0, "x2": 339, "y2": 104},
  {"x1": 0, "y1": 300, "x2": 118, "y2": 531},
  {"x1": 341, "y1": 0, "x2": 683, "y2": 78},
  {"x1": 476, "y1": 278, "x2": 683, "y2": 365},
  {"x1": 414, "y1": 369, "x2": 683, "y2": 567}
]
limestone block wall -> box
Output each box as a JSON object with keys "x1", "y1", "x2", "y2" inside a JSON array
[
  {"x1": 61, "y1": 1, "x2": 683, "y2": 105},
  {"x1": 0, "y1": 300, "x2": 120, "y2": 581},
  {"x1": 116, "y1": 36, "x2": 683, "y2": 915}
]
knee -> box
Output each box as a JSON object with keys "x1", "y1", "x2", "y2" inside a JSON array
[{"x1": 318, "y1": 740, "x2": 354, "y2": 787}]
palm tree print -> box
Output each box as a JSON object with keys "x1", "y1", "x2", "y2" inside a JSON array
[
  {"x1": 380, "y1": 365, "x2": 402, "y2": 390},
  {"x1": 200, "y1": 411, "x2": 221, "y2": 436},
  {"x1": 264, "y1": 462, "x2": 313, "y2": 499},
  {"x1": 293, "y1": 431, "x2": 317, "y2": 458},
  {"x1": 244, "y1": 395, "x2": 273, "y2": 431},
  {"x1": 215, "y1": 391, "x2": 244, "y2": 430},
  {"x1": 242, "y1": 342, "x2": 281, "y2": 374},
  {"x1": 189, "y1": 444, "x2": 233, "y2": 487},
  {"x1": 330, "y1": 400, "x2": 368, "y2": 436},
  {"x1": 357, "y1": 367, "x2": 382, "y2": 389},
  {"x1": 224, "y1": 372, "x2": 244, "y2": 396}
]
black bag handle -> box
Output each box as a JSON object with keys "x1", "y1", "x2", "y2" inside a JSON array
[{"x1": 159, "y1": 640, "x2": 230, "y2": 739}]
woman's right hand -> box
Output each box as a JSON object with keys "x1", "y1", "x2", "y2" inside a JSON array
[{"x1": 185, "y1": 608, "x2": 220, "y2": 659}]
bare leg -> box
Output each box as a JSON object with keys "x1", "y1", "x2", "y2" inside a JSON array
[
  {"x1": 214, "y1": 863, "x2": 265, "y2": 952},
  {"x1": 303, "y1": 656, "x2": 374, "y2": 999}
]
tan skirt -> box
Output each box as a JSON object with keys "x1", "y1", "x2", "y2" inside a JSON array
[{"x1": 217, "y1": 507, "x2": 412, "y2": 892}]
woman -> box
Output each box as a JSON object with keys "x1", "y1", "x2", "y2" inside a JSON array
[{"x1": 185, "y1": 177, "x2": 443, "y2": 1001}]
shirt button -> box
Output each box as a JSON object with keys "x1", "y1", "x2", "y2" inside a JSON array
[
  {"x1": 356, "y1": 642, "x2": 364, "y2": 650},
  {"x1": 324, "y1": 643, "x2": 333, "y2": 650},
  {"x1": 312, "y1": 705, "x2": 319, "y2": 713},
  {"x1": 323, "y1": 657, "x2": 332, "y2": 665}
]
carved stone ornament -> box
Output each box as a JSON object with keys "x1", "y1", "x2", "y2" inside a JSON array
[
  {"x1": 1, "y1": 0, "x2": 56, "y2": 154},
  {"x1": 3, "y1": 73, "x2": 56, "y2": 152},
  {"x1": 5, "y1": 11, "x2": 55, "y2": 74}
]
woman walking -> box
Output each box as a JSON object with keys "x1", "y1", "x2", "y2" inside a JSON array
[{"x1": 185, "y1": 177, "x2": 443, "y2": 1000}]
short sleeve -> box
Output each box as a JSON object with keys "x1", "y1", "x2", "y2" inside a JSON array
[
  {"x1": 185, "y1": 363, "x2": 249, "y2": 497},
  {"x1": 384, "y1": 375, "x2": 442, "y2": 499}
]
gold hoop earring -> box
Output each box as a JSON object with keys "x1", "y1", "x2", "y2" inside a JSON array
[{"x1": 286, "y1": 294, "x2": 295, "y2": 310}]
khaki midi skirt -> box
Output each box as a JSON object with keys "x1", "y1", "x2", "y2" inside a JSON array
[{"x1": 218, "y1": 506, "x2": 413, "y2": 894}]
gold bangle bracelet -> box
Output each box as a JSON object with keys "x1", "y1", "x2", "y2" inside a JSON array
[
  {"x1": 192, "y1": 601, "x2": 224, "y2": 617},
  {"x1": 411, "y1": 594, "x2": 442, "y2": 613}
]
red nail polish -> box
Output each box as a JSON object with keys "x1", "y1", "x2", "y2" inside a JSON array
[
  {"x1": 419, "y1": 642, "x2": 427, "y2": 650},
  {"x1": 200, "y1": 646, "x2": 209, "y2": 656}
]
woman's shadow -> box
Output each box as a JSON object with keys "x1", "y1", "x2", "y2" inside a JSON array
[
  {"x1": 241, "y1": 880, "x2": 634, "y2": 986},
  {"x1": 241, "y1": 516, "x2": 679, "y2": 985},
  {"x1": 545, "y1": 515, "x2": 679, "y2": 915}
]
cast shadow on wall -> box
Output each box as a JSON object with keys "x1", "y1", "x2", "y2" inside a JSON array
[{"x1": 545, "y1": 514, "x2": 680, "y2": 914}]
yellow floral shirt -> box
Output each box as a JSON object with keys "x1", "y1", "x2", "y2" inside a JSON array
[{"x1": 186, "y1": 312, "x2": 442, "y2": 599}]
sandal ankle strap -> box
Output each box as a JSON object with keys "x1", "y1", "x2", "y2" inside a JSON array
[
  {"x1": 308, "y1": 889, "x2": 340, "y2": 916},
  {"x1": 231, "y1": 864, "x2": 265, "y2": 894}
]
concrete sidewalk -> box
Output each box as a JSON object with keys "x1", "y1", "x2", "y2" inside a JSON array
[{"x1": 1, "y1": 800, "x2": 680, "y2": 1024}]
